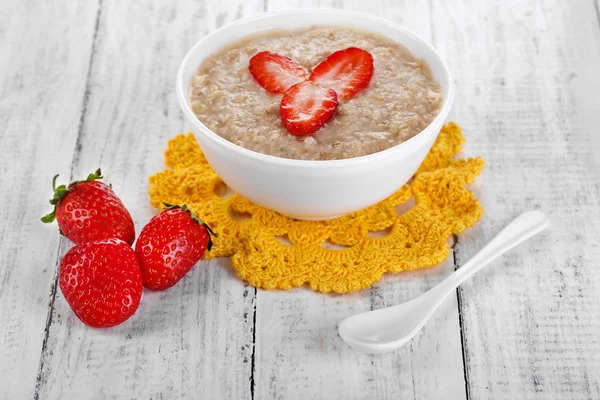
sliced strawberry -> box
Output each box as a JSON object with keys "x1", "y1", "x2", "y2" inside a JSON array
[
  {"x1": 280, "y1": 81, "x2": 338, "y2": 136},
  {"x1": 249, "y1": 51, "x2": 307, "y2": 94},
  {"x1": 309, "y1": 47, "x2": 374, "y2": 100}
]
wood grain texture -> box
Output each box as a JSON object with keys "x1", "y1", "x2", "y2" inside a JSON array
[
  {"x1": 33, "y1": 1, "x2": 264, "y2": 399},
  {"x1": 2, "y1": 0, "x2": 600, "y2": 398},
  {"x1": 253, "y1": 1, "x2": 468, "y2": 399},
  {"x1": 253, "y1": 258, "x2": 467, "y2": 400},
  {"x1": 0, "y1": 0, "x2": 99, "y2": 398},
  {"x1": 432, "y1": 0, "x2": 600, "y2": 398}
]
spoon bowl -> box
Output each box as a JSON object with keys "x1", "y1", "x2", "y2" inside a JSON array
[
  {"x1": 339, "y1": 211, "x2": 550, "y2": 354},
  {"x1": 340, "y1": 291, "x2": 437, "y2": 354}
]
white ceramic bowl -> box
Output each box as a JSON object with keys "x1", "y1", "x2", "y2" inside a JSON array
[{"x1": 176, "y1": 9, "x2": 454, "y2": 220}]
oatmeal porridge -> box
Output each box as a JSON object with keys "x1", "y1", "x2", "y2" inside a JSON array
[{"x1": 189, "y1": 26, "x2": 443, "y2": 160}]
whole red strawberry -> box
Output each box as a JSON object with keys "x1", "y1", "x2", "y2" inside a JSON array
[
  {"x1": 41, "y1": 169, "x2": 135, "y2": 245},
  {"x1": 135, "y1": 204, "x2": 216, "y2": 291},
  {"x1": 59, "y1": 238, "x2": 142, "y2": 328}
]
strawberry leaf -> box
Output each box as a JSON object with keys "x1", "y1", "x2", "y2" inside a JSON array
[
  {"x1": 40, "y1": 210, "x2": 56, "y2": 223},
  {"x1": 69, "y1": 168, "x2": 103, "y2": 188},
  {"x1": 86, "y1": 168, "x2": 103, "y2": 181}
]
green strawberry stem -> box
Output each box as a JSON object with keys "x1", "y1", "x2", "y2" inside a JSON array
[
  {"x1": 163, "y1": 202, "x2": 217, "y2": 251},
  {"x1": 41, "y1": 168, "x2": 103, "y2": 223}
]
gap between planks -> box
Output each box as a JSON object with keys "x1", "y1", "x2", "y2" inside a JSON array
[
  {"x1": 454, "y1": 234, "x2": 471, "y2": 400},
  {"x1": 429, "y1": 1, "x2": 471, "y2": 395},
  {"x1": 33, "y1": 0, "x2": 104, "y2": 398},
  {"x1": 250, "y1": 286, "x2": 258, "y2": 400}
]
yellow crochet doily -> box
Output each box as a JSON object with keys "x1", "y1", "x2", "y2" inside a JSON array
[{"x1": 148, "y1": 123, "x2": 484, "y2": 293}]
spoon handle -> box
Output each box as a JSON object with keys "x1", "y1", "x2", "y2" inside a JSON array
[{"x1": 424, "y1": 211, "x2": 550, "y2": 303}]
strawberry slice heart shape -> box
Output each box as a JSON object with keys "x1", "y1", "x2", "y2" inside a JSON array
[
  {"x1": 309, "y1": 47, "x2": 374, "y2": 100},
  {"x1": 247, "y1": 47, "x2": 374, "y2": 136}
]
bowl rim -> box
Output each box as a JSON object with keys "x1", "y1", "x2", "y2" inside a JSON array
[{"x1": 176, "y1": 8, "x2": 454, "y2": 168}]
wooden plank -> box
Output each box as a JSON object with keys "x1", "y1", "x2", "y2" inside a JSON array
[
  {"x1": 254, "y1": 258, "x2": 467, "y2": 400},
  {"x1": 432, "y1": 0, "x2": 600, "y2": 398},
  {"x1": 34, "y1": 1, "x2": 264, "y2": 398},
  {"x1": 0, "y1": 0, "x2": 99, "y2": 397},
  {"x1": 587, "y1": 0, "x2": 600, "y2": 176},
  {"x1": 253, "y1": 1, "x2": 468, "y2": 398}
]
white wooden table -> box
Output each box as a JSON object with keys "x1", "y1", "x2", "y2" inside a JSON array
[{"x1": 2, "y1": 0, "x2": 600, "y2": 398}]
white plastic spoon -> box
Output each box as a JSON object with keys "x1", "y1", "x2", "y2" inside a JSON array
[{"x1": 338, "y1": 210, "x2": 549, "y2": 354}]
